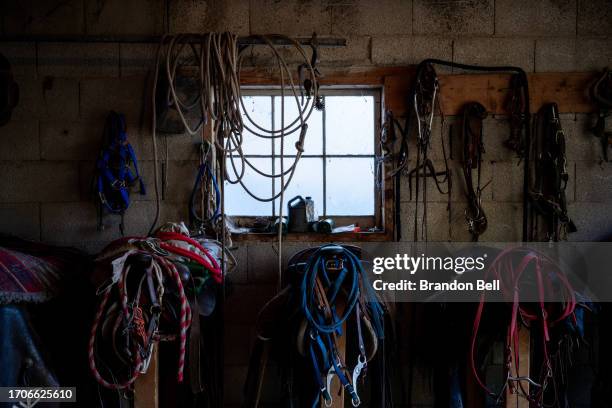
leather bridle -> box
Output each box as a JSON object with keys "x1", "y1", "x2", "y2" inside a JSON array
[
  {"x1": 461, "y1": 102, "x2": 490, "y2": 241},
  {"x1": 470, "y1": 247, "x2": 577, "y2": 406},
  {"x1": 529, "y1": 103, "x2": 576, "y2": 242},
  {"x1": 590, "y1": 69, "x2": 612, "y2": 162}
]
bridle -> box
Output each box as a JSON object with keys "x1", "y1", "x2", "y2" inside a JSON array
[
  {"x1": 470, "y1": 247, "x2": 577, "y2": 406},
  {"x1": 590, "y1": 68, "x2": 612, "y2": 162},
  {"x1": 391, "y1": 59, "x2": 531, "y2": 242},
  {"x1": 406, "y1": 62, "x2": 451, "y2": 242},
  {"x1": 529, "y1": 103, "x2": 576, "y2": 242},
  {"x1": 461, "y1": 102, "x2": 490, "y2": 241}
]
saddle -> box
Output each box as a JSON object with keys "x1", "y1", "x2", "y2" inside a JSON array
[{"x1": 89, "y1": 224, "x2": 223, "y2": 391}]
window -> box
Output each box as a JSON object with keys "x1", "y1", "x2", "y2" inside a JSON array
[{"x1": 224, "y1": 88, "x2": 381, "y2": 228}]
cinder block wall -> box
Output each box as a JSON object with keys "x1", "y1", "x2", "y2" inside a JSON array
[{"x1": 1, "y1": 1, "x2": 611, "y2": 406}]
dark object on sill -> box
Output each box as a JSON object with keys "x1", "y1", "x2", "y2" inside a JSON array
[
  {"x1": 287, "y1": 195, "x2": 315, "y2": 232},
  {"x1": 590, "y1": 68, "x2": 612, "y2": 162},
  {"x1": 273, "y1": 217, "x2": 288, "y2": 234},
  {"x1": 0, "y1": 53, "x2": 19, "y2": 127},
  {"x1": 311, "y1": 218, "x2": 335, "y2": 233}
]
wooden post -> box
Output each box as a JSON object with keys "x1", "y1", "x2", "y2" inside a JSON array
[
  {"x1": 135, "y1": 347, "x2": 159, "y2": 408},
  {"x1": 506, "y1": 327, "x2": 530, "y2": 408}
]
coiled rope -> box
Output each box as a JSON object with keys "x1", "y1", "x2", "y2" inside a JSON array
[{"x1": 149, "y1": 33, "x2": 318, "y2": 290}]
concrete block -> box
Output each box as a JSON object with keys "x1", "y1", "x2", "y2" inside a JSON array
[
  {"x1": 575, "y1": 38, "x2": 612, "y2": 72},
  {"x1": 0, "y1": 120, "x2": 39, "y2": 160},
  {"x1": 577, "y1": 0, "x2": 612, "y2": 36},
  {"x1": 0, "y1": 203, "x2": 40, "y2": 241},
  {"x1": 566, "y1": 114, "x2": 605, "y2": 161},
  {"x1": 38, "y1": 43, "x2": 119, "y2": 77},
  {"x1": 158, "y1": 200, "x2": 190, "y2": 225},
  {"x1": 40, "y1": 121, "x2": 98, "y2": 160},
  {"x1": 41, "y1": 202, "x2": 111, "y2": 246},
  {"x1": 330, "y1": 0, "x2": 412, "y2": 36},
  {"x1": 495, "y1": 0, "x2": 576, "y2": 36},
  {"x1": 250, "y1": 0, "x2": 332, "y2": 36},
  {"x1": 119, "y1": 43, "x2": 158, "y2": 76},
  {"x1": 166, "y1": 132, "x2": 204, "y2": 160},
  {"x1": 372, "y1": 36, "x2": 453, "y2": 66},
  {"x1": 79, "y1": 76, "x2": 148, "y2": 123},
  {"x1": 11, "y1": 77, "x2": 79, "y2": 122},
  {"x1": 413, "y1": 0, "x2": 494, "y2": 35},
  {"x1": 568, "y1": 202, "x2": 612, "y2": 241},
  {"x1": 165, "y1": 160, "x2": 199, "y2": 203},
  {"x1": 0, "y1": 42, "x2": 37, "y2": 78},
  {"x1": 575, "y1": 161, "x2": 612, "y2": 202},
  {"x1": 2, "y1": 0, "x2": 85, "y2": 35},
  {"x1": 169, "y1": 0, "x2": 249, "y2": 35},
  {"x1": 0, "y1": 162, "x2": 79, "y2": 203},
  {"x1": 536, "y1": 38, "x2": 612, "y2": 73},
  {"x1": 491, "y1": 161, "x2": 524, "y2": 202},
  {"x1": 247, "y1": 243, "x2": 279, "y2": 283},
  {"x1": 535, "y1": 38, "x2": 577, "y2": 72},
  {"x1": 318, "y1": 35, "x2": 371, "y2": 65},
  {"x1": 453, "y1": 38, "x2": 535, "y2": 72},
  {"x1": 400, "y1": 201, "x2": 452, "y2": 242},
  {"x1": 85, "y1": 0, "x2": 165, "y2": 35},
  {"x1": 40, "y1": 201, "x2": 154, "y2": 246},
  {"x1": 485, "y1": 202, "x2": 523, "y2": 241}
]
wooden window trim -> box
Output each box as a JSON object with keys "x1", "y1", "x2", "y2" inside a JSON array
[{"x1": 233, "y1": 68, "x2": 402, "y2": 242}]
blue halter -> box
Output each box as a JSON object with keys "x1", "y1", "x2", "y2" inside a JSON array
[{"x1": 95, "y1": 112, "x2": 145, "y2": 223}]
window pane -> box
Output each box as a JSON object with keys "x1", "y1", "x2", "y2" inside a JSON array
[
  {"x1": 325, "y1": 95, "x2": 375, "y2": 155},
  {"x1": 274, "y1": 96, "x2": 323, "y2": 155},
  {"x1": 326, "y1": 158, "x2": 375, "y2": 215},
  {"x1": 273, "y1": 157, "x2": 323, "y2": 217},
  {"x1": 224, "y1": 157, "x2": 272, "y2": 216},
  {"x1": 240, "y1": 96, "x2": 272, "y2": 155}
]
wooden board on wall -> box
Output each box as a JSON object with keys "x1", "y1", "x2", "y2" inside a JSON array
[{"x1": 384, "y1": 72, "x2": 597, "y2": 117}]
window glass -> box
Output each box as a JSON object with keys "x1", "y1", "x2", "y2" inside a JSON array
[
  {"x1": 325, "y1": 158, "x2": 375, "y2": 215},
  {"x1": 226, "y1": 90, "x2": 378, "y2": 218}
]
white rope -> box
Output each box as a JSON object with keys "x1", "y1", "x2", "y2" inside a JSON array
[{"x1": 148, "y1": 33, "x2": 319, "y2": 292}]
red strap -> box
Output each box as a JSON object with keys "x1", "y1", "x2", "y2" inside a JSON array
[{"x1": 155, "y1": 232, "x2": 223, "y2": 283}]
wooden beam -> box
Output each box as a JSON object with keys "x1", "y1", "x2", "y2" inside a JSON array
[
  {"x1": 382, "y1": 72, "x2": 597, "y2": 117},
  {"x1": 506, "y1": 327, "x2": 530, "y2": 408},
  {"x1": 134, "y1": 348, "x2": 159, "y2": 408}
]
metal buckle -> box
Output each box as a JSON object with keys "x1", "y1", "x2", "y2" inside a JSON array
[
  {"x1": 325, "y1": 257, "x2": 343, "y2": 271},
  {"x1": 111, "y1": 179, "x2": 126, "y2": 190}
]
